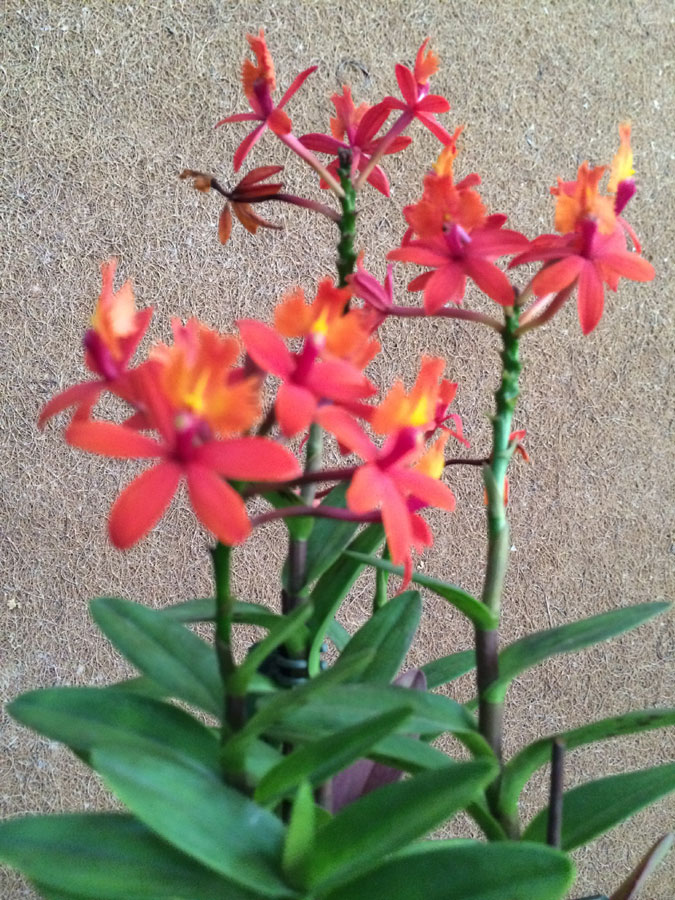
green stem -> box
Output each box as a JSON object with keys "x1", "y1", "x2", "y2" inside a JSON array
[
  {"x1": 210, "y1": 543, "x2": 247, "y2": 736},
  {"x1": 336, "y1": 148, "x2": 357, "y2": 290},
  {"x1": 476, "y1": 305, "x2": 521, "y2": 826},
  {"x1": 373, "y1": 543, "x2": 390, "y2": 611}
]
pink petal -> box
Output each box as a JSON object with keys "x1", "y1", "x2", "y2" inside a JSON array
[
  {"x1": 275, "y1": 382, "x2": 317, "y2": 438},
  {"x1": 532, "y1": 255, "x2": 584, "y2": 297},
  {"x1": 395, "y1": 468, "x2": 456, "y2": 511},
  {"x1": 195, "y1": 438, "x2": 301, "y2": 481},
  {"x1": 66, "y1": 420, "x2": 163, "y2": 458},
  {"x1": 233, "y1": 124, "x2": 266, "y2": 172},
  {"x1": 417, "y1": 94, "x2": 450, "y2": 114},
  {"x1": 416, "y1": 113, "x2": 455, "y2": 144},
  {"x1": 298, "y1": 133, "x2": 344, "y2": 154},
  {"x1": 387, "y1": 244, "x2": 449, "y2": 267},
  {"x1": 577, "y1": 262, "x2": 605, "y2": 335},
  {"x1": 109, "y1": 462, "x2": 181, "y2": 549},
  {"x1": 365, "y1": 164, "x2": 391, "y2": 197},
  {"x1": 599, "y1": 252, "x2": 655, "y2": 282},
  {"x1": 394, "y1": 64, "x2": 417, "y2": 106},
  {"x1": 38, "y1": 381, "x2": 103, "y2": 428},
  {"x1": 186, "y1": 464, "x2": 251, "y2": 545},
  {"x1": 464, "y1": 258, "x2": 515, "y2": 306},
  {"x1": 278, "y1": 65, "x2": 318, "y2": 109},
  {"x1": 317, "y1": 406, "x2": 376, "y2": 461},
  {"x1": 237, "y1": 319, "x2": 293, "y2": 377},
  {"x1": 424, "y1": 265, "x2": 466, "y2": 313},
  {"x1": 215, "y1": 112, "x2": 259, "y2": 127},
  {"x1": 237, "y1": 165, "x2": 284, "y2": 188},
  {"x1": 354, "y1": 103, "x2": 391, "y2": 145}
]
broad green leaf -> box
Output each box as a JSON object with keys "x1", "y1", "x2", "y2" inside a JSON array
[
  {"x1": 90, "y1": 597, "x2": 222, "y2": 716},
  {"x1": 320, "y1": 839, "x2": 574, "y2": 900},
  {"x1": 222, "y1": 651, "x2": 376, "y2": 772},
  {"x1": 105, "y1": 675, "x2": 169, "y2": 700},
  {"x1": 255, "y1": 707, "x2": 412, "y2": 805},
  {"x1": 500, "y1": 708, "x2": 675, "y2": 817},
  {"x1": 307, "y1": 524, "x2": 385, "y2": 676},
  {"x1": 90, "y1": 746, "x2": 291, "y2": 897},
  {"x1": 344, "y1": 550, "x2": 496, "y2": 629},
  {"x1": 160, "y1": 597, "x2": 282, "y2": 630},
  {"x1": 301, "y1": 482, "x2": 362, "y2": 588},
  {"x1": 264, "y1": 683, "x2": 478, "y2": 742},
  {"x1": 337, "y1": 590, "x2": 422, "y2": 683},
  {"x1": 229, "y1": 603, "x2": 313, "y2": 694},
  {"x1": 305, "y1": 761, "x2": 497, "y2": 889},
  {"x1": 522, "y1": 762, "x2": 675, "y2": 850},
  {"x1": 486, "y1": 602, "x2": 671, "y2": 703},
  {"x1": 422, "y1": 649, "x2": 476, "y2": 689},
  {"x1": 0, "y1": 813, "x2": 263, "y2": 899},
  {"x1": 282, "y1": 782, "x2": 317, "y2": 885},
  {"x1": 325, "y1": 618, "x2": 350, "y2": 651},
  {"x1": 8, "y1": 688, "x2": 218, "y2": 769},
  {"x1": 610, "y1": 833, "x2": 674, "y2": 899},
  {"x1": 369, "y1": 733, "x2": 452, "y2": 774}
]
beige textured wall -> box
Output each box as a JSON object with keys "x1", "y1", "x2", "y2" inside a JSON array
[{"x1": 1, "y1": 1, "x2": 673, "y2": 897}]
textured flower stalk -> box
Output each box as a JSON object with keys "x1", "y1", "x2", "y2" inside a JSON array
[{"x1": 476, "y1": 304, "x2": 521, "y2": 783}]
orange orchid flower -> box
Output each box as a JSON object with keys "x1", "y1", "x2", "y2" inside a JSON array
[
  {"x1": 216, "y1": 29, "x2": 317, "y2": 171},
  {"x1": 238, "y1": 313, "x2": 376, "y2": 438},
  {"x1": 318, "y1": 405, "x2": 455, "y2": 586},
  {"x1": 300, "y1": 86, "x2": 411, "y2": 196},
  {"x1": 65, "y1": 359, "x2": 300, "y2": 550},
  {"x1": 39, "y1": 260, "x2": 152, "y2": 427},
  {"x1": 510, "y1": 124, "x2": 654, "y2": 334},
  {"x1": 389, "y1": 144, "x2": 529, "y2": 312},
  {"x1": 274, "y1": 279, "x2": 380, "y2": 369}
]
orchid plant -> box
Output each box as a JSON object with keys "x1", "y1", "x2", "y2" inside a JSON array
[{"x1": 2, "y1": 31, "x2": 673, "y2": 900}]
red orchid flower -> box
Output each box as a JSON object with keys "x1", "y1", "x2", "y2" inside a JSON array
[
  {"x1": 39, "y1": 260, "x2": 152, "y2": 427},
  {"x1": 238, "y1": 316, "x2": 376, "y2": 438},
  {"x1": 349, "y1": 258, "x2": 395, "y2": 331},
  {"x1": 300, "y1": 86, "x2": 411, "y2": 196},
  {"x1": 379, "y1": 39, "x2": 454, "y2": 144},
  {"x1": 510, "y1": 125, "x2": 654, "y2": 334},
  {"x1": 388, "y1": 145, "x2": 529, "y2": 312},
  {"x1": 318, "y1": 405, "x2": 455, "y2": 586},
  {"x1": 65, "y1": 362, "x2": 300, "y2": 549},
  {"x1": 216, "y1": 29, "x2": 317, "y2": 171}
]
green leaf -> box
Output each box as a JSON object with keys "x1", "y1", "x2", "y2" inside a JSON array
[
  {"x1": 265, "y1": 490, "x2": 313, "y2": 541},
  {"x1": 90, "y1": 746, "x2": 292, "y2": 897},
  {"x1": 368, "y1": 733, "x2": 452, "y2": 774},
  {"x1": 307, "y1": 524, "x2": 385, "y2": 675},
  {"x1": 302, "y1": 482, "x2": 363, "y2": 588},
  {"x1": 90, "y1": 597, "x2": 222, "y2": 716},
  {"x1": 305, "y1": 761, "x2": 497, "y2": 889},
  {"x1": 282, "y1": 782, "x2": 317, "y2": 885},
  {"x1": 325, "y1": 618, "x2": 350, "y2": 651},
  {"x1": 343, "y1": 551, "x2": 496, "y2": 629},
  {"x1": 229, "y1": 603, "x2": 313, "y2": 694},
  {"x1": 486, "y1": 602, "x2": 672, "y2": 703},
  {"x1": 265, "y1": 683, "x2": 478, "y2": 743},
  {"x1": 319, "y1": 840, "x2": 574, "y2": 900},
  {"x1": 105, "y1": 675, "x2": 169, "y2": 700},
  {"x1": 522, "y1": 762, "x2": 675, "y2": 851},
  {"x1": 0, "y1": 813, "x2": 263, "y2": 899},
  {"x1": 422, "y1": 649, "x2": 476, "y2": 689},
  {"x1": 337, "y1": 590, "x2": 421, "y2": 684},
  {"x1": 500, "y1": 708, "x2": 675, "y2": 817},
  {"x1": 8, "y1": 688, "x2": 219, "y2": 768},
  {"x1": 221, "y1": 651, "x2": 376, "y2": 774},
  {"x1": 610, "y1": 833, "x2": 674, "y2": 900},
  {"x1": 255, "y1": 707, "x2": 412, "y2": 805},
  {"x1": 160, "y1": 598, "x2": 281, "y2": 631}
]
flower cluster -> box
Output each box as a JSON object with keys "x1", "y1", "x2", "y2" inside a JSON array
[{"x1": 40, "y1": 30, "x2": 654, "y2": 586}]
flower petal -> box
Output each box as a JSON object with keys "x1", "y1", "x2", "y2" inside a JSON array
[
  {"x1": 532, "y1": 255, "x2": 584, "y2": 297},
  {"x1": 394, "y1": 468, "x2": 456, "y2": 511},
  {"x1": 218, "y1": 204, "x2": 233, "y2": 245},
  {"x1": 109, "y1": 462, "x2": 181, "y2": 549},
  {"x1": 464, "y1": 258, "x2": 515, "y2": 306},
  {"x1": 67, "y1": 420, "x2": 162, "y2": 458},
  {"x1": 317, "y1": 406, "x2": 376, "y2": 461},
  {"x1": 424, "y1": 265, "x2": 466, "y2": 312},
  {"x1": 195, "y1": 437, "x2": 301, "y2": 481},
  {"x1": 238, "y1": 319, "x2": 293, "y2": 377},
  {"x1": 233, "y1": 124, "x2": 266, "y2": 172},
  {"x1": 38, "y1": 381, "x2": 103, "y2": 428},
  {"x1": 275, "y1": 381, "x2": 316, "y2": 437},
  {"x1": 600, "y1": 252, "x2": 655, "y2": 282},
  {"x1": 186, "y1": 464, "x2": 251, "y2": 545},
  {"x1": 577, "y1": 261, "x2": 605, "y2": 335},
  {"x1": 278, "y1": 65, "x2": 318, "y2": 109}
]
